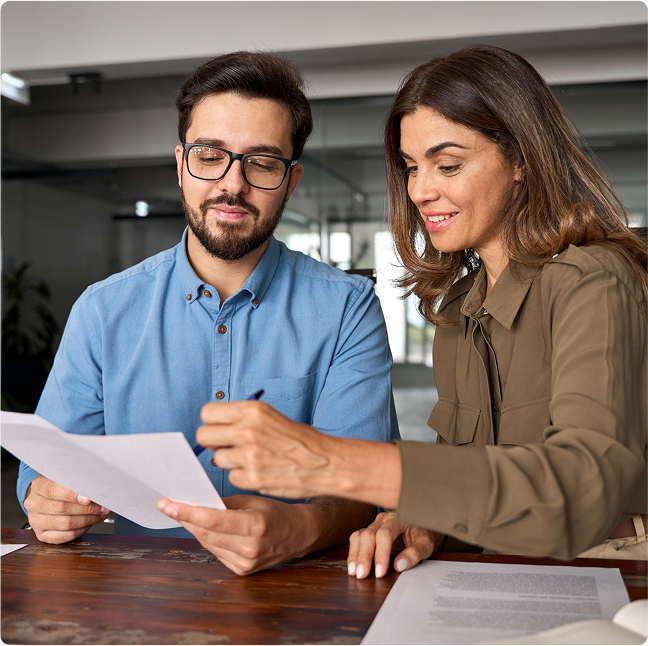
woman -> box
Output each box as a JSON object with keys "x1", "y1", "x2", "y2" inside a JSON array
[{"x1": 192, "y1": 45, "x2": 648, "y2": 578}]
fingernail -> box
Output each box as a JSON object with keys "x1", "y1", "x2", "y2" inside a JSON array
[
  {"x1": 166, "y1": 506, "x2": 178, "y2": 519},
  {"x1": 77, "y1": 495, "x2": 90, "y2": 504},
  {"x1": 356, "y1": 564, "x2": 365, "y2": 579},
  {"x1": 100, "y1": 507, "x2": 110, "y2": 514},
  {"x1": 396, "y1": 558, "x2": 409, "y2": 572},
  {"x1": 157, "y1": 501, "x2": 166, "y2": 512},
  {"x1": 348, "y1": 562, "x2": 356, "y2": 576},
  {"x1": 375, "y1": 564, "x2": 383, "y2": 578}
]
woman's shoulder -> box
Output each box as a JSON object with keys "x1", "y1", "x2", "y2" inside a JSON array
[{"x1": 541, "y1": 243, "x2": 645, "y2": 310}]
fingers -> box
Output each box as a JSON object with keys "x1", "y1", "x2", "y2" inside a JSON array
[
  {"x1": 393, "y1": 528, "x2": 437, "y2": 573},
  {"x1": 348, "y1": 512, "x2": 400, "y2": 579},
  {"x1": 157, "y1": 499, "x2": 254, "y2": 536},
  {"x1": 27, "y1": 476, "x2": 104, "y2": 513},
  {"x1": 26, "y1": 476, "x2": 110, "y2": 544}
]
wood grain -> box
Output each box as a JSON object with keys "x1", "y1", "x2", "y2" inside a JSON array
[{"x1": 2, "y1": 529, "x2": 645, "y2": 645}]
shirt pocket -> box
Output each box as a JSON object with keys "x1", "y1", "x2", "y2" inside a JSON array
[
  {"x1": 498, "y1": 397, "x2": 551, "y2": 446},
  {"x1": 427, "y1": 397, "x2": 481, "y2": 445},
  {"x1": 245, "y1": 372, "x2": 316, "y2": 423}
]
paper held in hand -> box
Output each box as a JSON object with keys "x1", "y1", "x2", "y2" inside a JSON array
[
  {"x1": 362, "y1": 560, "x2": 632, "y2": 645},
  {"x1": 1, "y1": 412, "x2": 225, "y2": 529}
]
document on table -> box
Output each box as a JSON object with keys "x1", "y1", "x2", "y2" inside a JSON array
[
  {"x1": 362, "y1": 560, "x2": 630, "y2": 645},
  {"x1": 1, "y1": 544, "x2": 27, "y2": 557},
  {"x1": 1, "y1": 412, "x2": 226, "y2": 530}
]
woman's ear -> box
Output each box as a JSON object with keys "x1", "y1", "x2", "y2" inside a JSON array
[{"x1": 514, "y1": 165, "x2": 526, "y2": 182}]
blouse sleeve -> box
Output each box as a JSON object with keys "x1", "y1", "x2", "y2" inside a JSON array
[{"x1": 395, "y1": 260, "x2": 647, "y2": 560}]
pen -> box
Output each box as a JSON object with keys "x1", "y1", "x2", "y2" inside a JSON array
[{"x1": 193, "y1": 389, "x2": 264, "y2": 457}]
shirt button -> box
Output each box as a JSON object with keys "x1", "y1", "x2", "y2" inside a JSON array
[
  {"x1": 204, "y1": 290, "x2": 212, "y2": 298},
  {"x1": 252, "y1": 297, "x2": 259, "y2": 305},
  {"x1": 492, "y1": 403, "x2": 500, "y2": 412},
  {"x1": 453, "y1": 523, "x2": 468, "y2": 534},
  {"x1": 186, "y1": 294, "x2": 191, "y2": 301},
  {"x1": 215, "y1": 391, "x2": 225, "y2": 400},
  {"x1": 218, "y1": 325, "x2": 227, "y2": 334}
]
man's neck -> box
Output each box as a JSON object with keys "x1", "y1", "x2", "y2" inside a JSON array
[{"x1": 186, "y1": 230, "x2": 269, "y2": 306}]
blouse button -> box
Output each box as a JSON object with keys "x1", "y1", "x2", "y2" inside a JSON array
[
  {"x1": 215, "y1": 391, "x2": 225, "y2": 400},
  {"x1": 492, "y1": 403, "x2": 500, "y2": 412}
]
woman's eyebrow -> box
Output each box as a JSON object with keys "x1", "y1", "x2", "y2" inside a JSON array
[{"x1": 399, "y1": 142, "x2": 467, "y2": 160}]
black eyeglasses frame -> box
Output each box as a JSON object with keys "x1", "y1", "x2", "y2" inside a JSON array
[{"x1": 183, "y1": 143, "x2": 297, "y2": 191}]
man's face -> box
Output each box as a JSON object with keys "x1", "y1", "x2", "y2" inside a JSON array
[{"x1": 175, "y1": 92, "x2": 303, "y2": 261}]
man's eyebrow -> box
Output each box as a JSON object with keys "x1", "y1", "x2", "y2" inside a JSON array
[
  {"x1": 398, "y1": 142, "x2": 467, "y2": 160},
  {"x1": 191, "y1": 138, "x2": 286, "y2": 157}
]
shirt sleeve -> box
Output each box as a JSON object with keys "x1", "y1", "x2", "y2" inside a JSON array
[
  {"x1": 311, "y1": 277, "x2": 400, "y2": 443},
  {"x1": 395, "y1": 266, "x2": 647, "y2": 560},
  {"x1": 17, "y1": 290, "x2": 105, "y2": 512}
]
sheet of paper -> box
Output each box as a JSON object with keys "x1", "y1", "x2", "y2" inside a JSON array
[
  {"x1": 1, "y1": 412, "x2": 225, "y2": 530},
  {"x1": 1, "y1": 544, "x2": 27, "y2": 557},
  {"x1": 362, "y1": 560, "x2": 630, "y2": 645}
]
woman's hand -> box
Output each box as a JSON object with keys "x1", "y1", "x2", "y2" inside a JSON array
[
  {"x1": 198, "y1": 400, "x2": 402, "y2": 509},
  {"x1": 347, "y1": 511, "x2": 444, "y2": 578}
]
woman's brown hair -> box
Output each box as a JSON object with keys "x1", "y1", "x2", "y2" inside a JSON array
[{"x1": 386, "y1": 45, "x2": 647, "y2": 326}]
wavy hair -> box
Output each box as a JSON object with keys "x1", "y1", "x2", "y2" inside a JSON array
[{"x1": 385, "y1": 45, "x2": 647, "y2": 326}]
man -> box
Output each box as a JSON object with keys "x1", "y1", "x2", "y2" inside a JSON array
[{"x1": 17, "y1": 51, "x2": 398, "y2": 575}]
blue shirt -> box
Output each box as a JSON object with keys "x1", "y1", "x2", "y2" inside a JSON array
[{"x1": 18, "y1": 231, "x2": 398, "y2": 537}]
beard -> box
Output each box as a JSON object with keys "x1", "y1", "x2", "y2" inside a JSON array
[{"x1": 182, "y1": 190, "x2": 287, "y2": 262}]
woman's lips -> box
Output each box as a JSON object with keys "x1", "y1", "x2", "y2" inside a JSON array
[{"x1": 424, "y1": 212, "x2": 458, "y2": 232}]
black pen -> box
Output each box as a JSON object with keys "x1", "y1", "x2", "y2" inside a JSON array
[{"x1": 193, "y1": 389, "x2": 264, "y2": 457}]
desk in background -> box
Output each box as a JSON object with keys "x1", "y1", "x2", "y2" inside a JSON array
[{"x1": 1, "y1": 528, "x2": 646, "y2": 644}]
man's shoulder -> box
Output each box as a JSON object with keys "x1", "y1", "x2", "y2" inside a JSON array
[
  {"x1": 275, "y1": 241, "x2": 368, "y2": 293},
  {"x1": 84, "y1": 245, "x2": 179, "y2": 301}
]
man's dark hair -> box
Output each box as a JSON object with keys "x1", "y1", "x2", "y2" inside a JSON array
[{"x1": 177, "y1": 51, "x2": 313, "y2": 160}]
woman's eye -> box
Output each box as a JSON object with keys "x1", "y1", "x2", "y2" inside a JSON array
[
  {"x1": 405, "y1": 166, "x2": 417, "y2": 177},
  {"x1": 439, "y1": 164, "x2": 461, "y2": 173}
]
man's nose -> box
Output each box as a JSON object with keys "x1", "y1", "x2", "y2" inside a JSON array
[{"x1": 217, "y1": 159, "x2": 249, "y2": 195}]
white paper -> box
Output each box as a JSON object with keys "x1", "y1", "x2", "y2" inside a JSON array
[
  {"x1": 1, "y1": 412, "x2": 225, "y2": 529},
  {"x1": 1, "y1": 544, "x2": 27, "y2": 557},
  {"x1": 362, "y1": 560, "x2": 630, "y2": 645}
]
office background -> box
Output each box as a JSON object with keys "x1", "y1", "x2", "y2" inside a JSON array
[{"x1": 2, "y1": 1, "x2": 647, "y2": 525}]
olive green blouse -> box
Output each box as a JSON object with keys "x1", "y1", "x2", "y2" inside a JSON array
[{"x1": 396, "y1": 244, "x2": 647, "y2": 560}]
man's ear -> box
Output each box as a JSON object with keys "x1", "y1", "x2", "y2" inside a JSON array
[
  {"x1": 285, "y1": 164, "x2": 304, "y2": 201},
  {"x1": 175, "y1": 145, "x2": 185, "y2": 187}
]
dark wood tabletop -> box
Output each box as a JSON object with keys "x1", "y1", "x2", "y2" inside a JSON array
[{"x1": 2, "y1": 528, "x2": 646, "y2": 645}]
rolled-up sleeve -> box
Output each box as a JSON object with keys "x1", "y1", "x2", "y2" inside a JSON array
[{"x1": 396, "y1": 264, "x2": 646, "y2": 560}]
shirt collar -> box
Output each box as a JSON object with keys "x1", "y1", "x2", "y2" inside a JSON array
[
  {"x1": 460, "y1": 261, "x2": 539, "y2": 330},
  {"x1": 176, "y1": 228, "x2": 280, "y2": 308}
]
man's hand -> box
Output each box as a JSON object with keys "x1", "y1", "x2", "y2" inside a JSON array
[
  {"x1": 24, "y1": 475, "x2": 110, "y2": 544},
  {"x1": 347, "y1": 511, "x2": 443, "y2": 579},
  {"x1": 157, "y1": 494, "x2": 318, "y2": 576}
]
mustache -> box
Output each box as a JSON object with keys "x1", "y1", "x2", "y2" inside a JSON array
[{"x1": 200, "y1": 194, "x2": 260, "y2": 219}]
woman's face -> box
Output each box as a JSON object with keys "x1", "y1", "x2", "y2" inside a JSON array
[{"x1": 400, "y1": 107, "x2": 521, "y2": 261}]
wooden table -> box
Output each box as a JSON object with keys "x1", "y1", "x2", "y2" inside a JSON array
[{"x1": 2, "y1": 528, "x2": 646, "y2": 644}]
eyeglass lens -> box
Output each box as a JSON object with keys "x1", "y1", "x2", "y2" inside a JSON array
[{"x1": 187, "y1": 146, "x2": 286, "y2": 189}]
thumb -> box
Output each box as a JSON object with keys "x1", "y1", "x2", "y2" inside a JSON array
[{"x1": 393, "y1": 537, "x2": 435, "y2": 573}]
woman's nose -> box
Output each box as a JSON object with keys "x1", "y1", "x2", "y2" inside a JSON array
[{"x1": 408, "y1": 173, "x2": 441, "y2": 206}]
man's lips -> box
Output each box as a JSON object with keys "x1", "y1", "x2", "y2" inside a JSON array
[{"x1": 207, "y1": 205, "x2": 249, "y2": 220}]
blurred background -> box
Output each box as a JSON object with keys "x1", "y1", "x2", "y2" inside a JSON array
[{"x1": 2, "y1": 2, "x2": 646, "y2": 526}]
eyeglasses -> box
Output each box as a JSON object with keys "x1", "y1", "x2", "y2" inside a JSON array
[{"x1": 183, "y1": 143, "x2": 297, "y2": 190}]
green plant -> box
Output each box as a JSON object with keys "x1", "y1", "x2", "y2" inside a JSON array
[{"x1": 2, "y1": 263, "x2": 59, "y2": 363}]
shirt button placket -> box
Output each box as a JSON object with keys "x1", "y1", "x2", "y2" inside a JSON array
[{"x1": 213, "y1": 306, "x2": 232, "y2": 404}]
